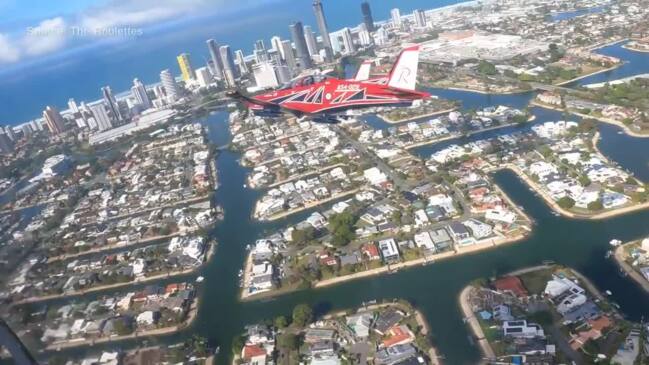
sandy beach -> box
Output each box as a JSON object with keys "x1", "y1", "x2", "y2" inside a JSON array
[
  {"x1": 458, "y1": 286, "x2": 495, "y2": 362},
  {"x1": 613, "y1": 242, "x2": 649, "y2": 294}
]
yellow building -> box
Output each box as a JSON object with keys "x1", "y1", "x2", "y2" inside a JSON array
[{"x1": 177, "y1": 53, "x2": 195, "y2": 81}]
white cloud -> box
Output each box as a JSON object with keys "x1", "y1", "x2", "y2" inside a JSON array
[
  {"x1": 79, "y1": 0, "x2": 210, "y2": 31},
  {"x1": 23, "y1": 17, "x2": 68, "y2": 56},
  {"x1": 0, "y1": 33, "x2": 20, "y2": 63}
]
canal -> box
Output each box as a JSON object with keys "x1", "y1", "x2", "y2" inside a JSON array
[{"x1": 51, "y1": 42, "x2": 649, "y2": 364}]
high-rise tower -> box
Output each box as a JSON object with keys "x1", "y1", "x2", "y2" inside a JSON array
[{"x1": 312, "y1": 0, "x2": 333, "y2": 61}]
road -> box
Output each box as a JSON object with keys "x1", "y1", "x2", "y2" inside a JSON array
[{"x1": 332, "y1": 124, "x2": 411, "y2": 191}]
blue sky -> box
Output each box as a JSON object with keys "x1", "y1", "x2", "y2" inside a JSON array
[{"x1": 0, "y1": 0, "x2": 276, "y2": 68}]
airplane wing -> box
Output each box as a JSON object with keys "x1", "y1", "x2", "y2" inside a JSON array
[
  {"x1": 226, "y1": 90, "x2": 305, "y2": 118},
  {"x1": 226, "y1": 90, "x2": 278, "y2": 108}
]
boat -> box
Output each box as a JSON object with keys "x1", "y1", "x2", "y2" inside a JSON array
[
  {"x1": 609, "y1": 239, "x2": 622, "y2": 247},
  {"x1": 238, "y1": 269, "x2": 243, "y2": 277},
  {"x1": 605, "y1": 250, "x2": 612, "y2": 259},
  {"x1": 196, "y1": 276, "x2": 204, "y2": 283},
  {"x1": 605, "y1": 290, "x2": 613, "y2": 296}
]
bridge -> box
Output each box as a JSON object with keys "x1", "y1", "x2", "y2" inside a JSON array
[{"x1": 529, "y1": 82, "x2": 580, "y2": 94}]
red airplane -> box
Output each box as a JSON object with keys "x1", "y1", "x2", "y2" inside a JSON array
[{"x1": 227, "y1": 45, "x2": 429, "y2": 123}]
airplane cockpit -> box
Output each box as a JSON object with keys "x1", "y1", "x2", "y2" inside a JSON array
[{"x1": 280, "y1": 74, "x2": 330, "y2": 89}]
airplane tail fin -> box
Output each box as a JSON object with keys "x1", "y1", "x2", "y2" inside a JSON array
[
  {"x1": 387, "y1": 45, "x2": 420, "y2": 91},
  {"x1": 353, "y1": 60, "x2": 372, "y2": 81}
]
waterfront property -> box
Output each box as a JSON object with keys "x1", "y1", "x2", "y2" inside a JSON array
[
  {"x1": 235, "y1": 301, "x2": 440, "y2": 365},
  {"x1": 460, "y1": 265, "x2": 640, "y2": 364},
  {"x1": 614, "y1": 238, "x2": 649, "y2": 294},
  {"x1": 425, "y1": 119, "x2": 648, "y2": 219},
  {"x1": 35, "y1": 281, "x2": 197, "y2": 350}
]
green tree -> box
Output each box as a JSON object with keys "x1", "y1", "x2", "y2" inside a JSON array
[
  {"x1": 557, "y1": 196, "x2": 575, "y2": 209},
  {"x1": 292, "y1": 227, "x2": 316, "y2": 246},
  {"x1": 329, "y1": 212, "x2": 357, "y2": 247},
  {"x1": 587, "y1": 200, "x2": 603, "y2": 211},
  {"x1": 232, "y1": 334, "x2": 246, "y2": 355},
  {"x1": 277, "y1": 333, "x2": 300, "y2": 350},
  {"x1": 292, "y1": 304, "x2": 313, "y2": 327},
  {"x1": 274, "y1": 315, "x2": 289, "y2": 329},
  {"x1": 477, "y1": 60, "x2": 497, "y2": 75}
]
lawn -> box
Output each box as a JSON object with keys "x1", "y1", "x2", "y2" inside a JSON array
[{"x1": 517, "y1": 267, "x2": 554, "y2": 295}]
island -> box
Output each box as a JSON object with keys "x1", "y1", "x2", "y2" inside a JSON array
[
  {"x1": 232, "y1": 301, "x2": 441, "y2": 365},
  {"x1": 460, "y1": 265, "x2": 646, "y2": 364}
]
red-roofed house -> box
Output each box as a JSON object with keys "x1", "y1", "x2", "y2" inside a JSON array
[
  {"x1": 362, "y1": 243, "x2": 381, "y2": 261},
  {"x1": 242, "y1": 344, "x2": 266, "y2": 361},
  {"x1": 382, "y1": 325, "x2": 414, "y2": 348},
  {"x1": 493, "y1": 276, "x2": 528, "y2": 298}
]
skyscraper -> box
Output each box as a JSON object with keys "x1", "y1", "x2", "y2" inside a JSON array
[
  {"x1": 176, "y1": 53, "x2": 195, "y2": 81},
  {"x1": 235, "y1": 50, "x2": 249, "y2": 75},
  {"x1": 358, "y1": 24, "x2": 373, "y2": 46},
  {"x1": 281, "y1": 40, "x2": 297, "y2": 72},
  {"x1": 101, "y1": 86, "x2": 122, "y2": 122},
  {"x1": 160, "y1": 69, "x2": 180, "y2": 102},
  {"x1": 68, "y1": 98, "x2": 79, "y2": 113},
  {"x1": 304, "y1": 25, "x2": 319, "y2": 57},
  {"x1": 361, "y1": 2, "x2": 375, "y2": 32},
  {"x1": 255, "y1": 40, "x2": 266, "y2": 52},
  {"x1": 391, "y1": 8, "x2": 402, "y2": 27},
  {"x1": 131, "y1": 78, "x2": 152, "y2": 109},
  {"x1": 271, "y1": 36, "x2": 284, "y2": 59},
  {"x1": 341, "y1": 27, "x2": 356, "y2": 55},
  {"x1": 290, "y1": 21, "x2": 312, "y2": 69},
  {"x1": 413, "y1": 9, "x2": 427, "y2": 28},
  {"x1": 195, "y1": 67, "x2": 212, "y2": 88},
  {"x1": 219, "y1": 45, "x2": 237, "y2": 87},
  {"x1": 376, "y1": 26, "x2": 390, "y2": 45},
  {"x1": 312, "y1": 0, "x2": 333, "y2": 61},
  {"x1": 206, "y1": 39, "x2": 224, "y2": 80},
  {"x1": 89, "y1": 104, "x2": 112, "y2": 131},
  {"x1": 42, "y1": 106, "x2": 65, "y2": 135}
]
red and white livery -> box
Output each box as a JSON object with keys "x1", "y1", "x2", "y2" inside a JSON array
[{"x1": 228, "y1": 46, "x2": 429, "y2": 123}]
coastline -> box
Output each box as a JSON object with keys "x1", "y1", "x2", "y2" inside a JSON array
[
  {"x1": 613, "y1": 241, "x2": 649, "y2": 294},
  {"x1": 458, "y1": 286, "x2": 495, "y2": 362},
  {"x1": 530, "y1": 100, "x2": 649, "y2": 138},
  {"x1": 621, "y1": 44, "x2": 649, "y2": 53},
  {"x1": 14, "y1": 241, "x2": 216, "y2": 305}
]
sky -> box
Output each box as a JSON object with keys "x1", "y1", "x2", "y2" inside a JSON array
[{"x1": 0, "y1": 0, "x2": 280, "y2": 68}]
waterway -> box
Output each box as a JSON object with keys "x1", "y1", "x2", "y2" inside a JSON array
[
  {"x1": 550, "y1": 6, "x2": 606, "y2": 22},
  {"x1": 42, "y1": 42, "x2": 649, "y2": 364}
]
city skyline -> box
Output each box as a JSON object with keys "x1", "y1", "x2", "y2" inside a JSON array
[
  {"x1": 2, "y1": 1, "x2": 649, "y2": 364},
  {"x1": 0, "y1": 0, "x2": 461, "y2": 126}
]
